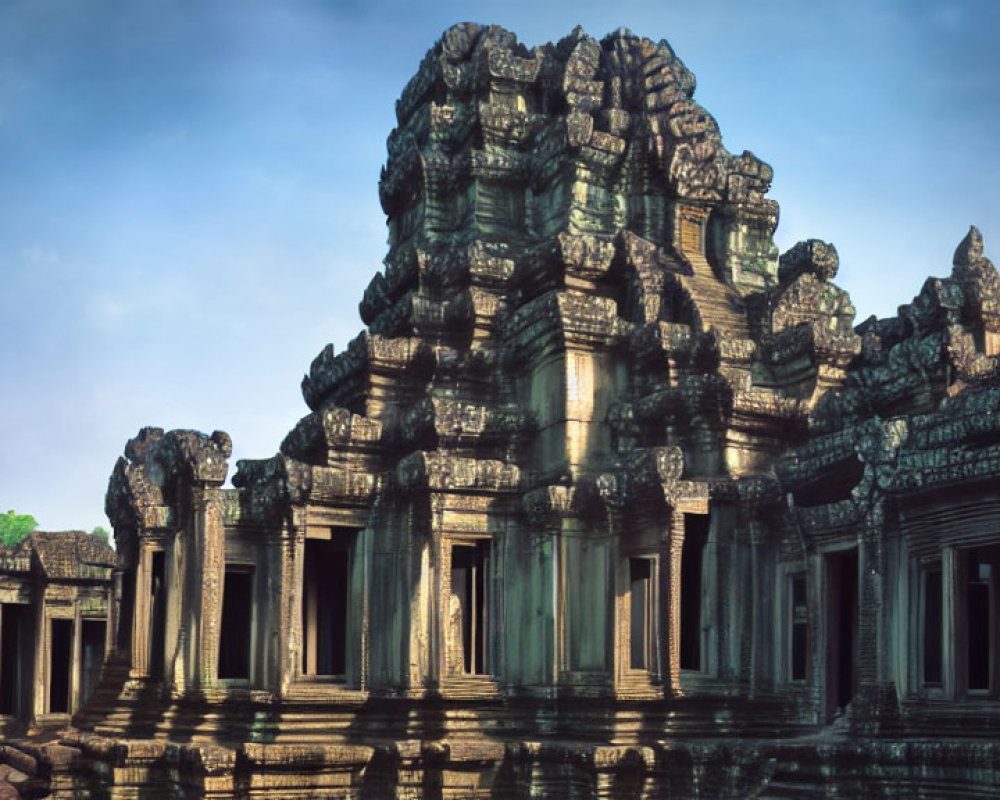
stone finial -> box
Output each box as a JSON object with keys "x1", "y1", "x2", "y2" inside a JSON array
[
  {"x1": 156, "y1": 429, "x2": 232, "y2": 486},
  {"x1": 233, "y1": 454, "x2": 313, "y2": 522},
  {"x1": 953, "y1": 225, "x2": 985, "y2": 269},
  {"x1": 778, "y1": 239, "x2": 839, "y2": 284},
  {"x1": 123, "y1": 426, "x2": 165, "y2": 464},
  {"x1": 440, "y1": 22, "x2": 483, "y2": 62}
]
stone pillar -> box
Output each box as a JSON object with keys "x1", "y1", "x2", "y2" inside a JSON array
[
  {"x1": 521, "y1": 486, "x2": 578, "y2": 694},
  {"x1": 107, "y1": 569, "x2": 120, "y2": 661},
  {"x1": 70, "y1": 607, "x2": 82, "y2": 714},
  {"x1": 190, "y1": 484, "x2": 226, "y2": 689},
  {"x1": 858, "y1": 515, "x2": 882, "y2": 688},
  {"x1": 942, "y1": 545, "x2": 963, "y2": 699},
  {"x1": 744, "y1": 516, "x2": 766, "y2": 695},
  {"x1": 154, "y1": 429, "x2": 232, "y2": 692},
  {"x1": 168, "y1": 483, "x2": 227, "y2": 691},
  {"x1": 30, "y1": 599, "x2": 45, "y2": 722},
  {"x1": 131, "y1": 544, "x2": 153, "y2": 678},
  {"x1": 851, "y1": 499, "x2": 899, "y2": 732},
  {"x1": 278, "y1": 507, "x2": 306, "y2": 696},
  {"x1": 665, "y1": 508, "x2": 685, "y2": 696}
]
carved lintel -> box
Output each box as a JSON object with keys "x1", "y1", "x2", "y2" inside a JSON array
[{"x1": 397, "y1": 451, "x2": 519, "y2": 494}]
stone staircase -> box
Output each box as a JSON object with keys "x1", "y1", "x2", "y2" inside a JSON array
[
  {"x1": 681, "y1": 253, "x2": 752, "y2": 340},
  {"x1": 755, "y1": 755, "x2": 828, "y2": 799}
]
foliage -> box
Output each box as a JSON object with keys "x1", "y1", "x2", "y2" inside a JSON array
[
  {"x1": 0, "y1": 510, "x2": 38, "y2": 547},
  {"x1": 91, "y1": 525, "x2": 111, "y2": 544}
]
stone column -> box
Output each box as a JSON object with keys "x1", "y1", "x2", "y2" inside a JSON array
[
  {"x1": 942, "y1": 545, "x2": 963, "y2": 699},
  {"x1": 852, "y1": 499, "x2": 899, "y2": 732},
  {"x1": 521, "y1": 486, "x2": 578, "y2": 693},
  {"x1": 107, "y1": 570, "x2": 120, "y2": 660},
  {"x1": 70, "y1": 606, "x2": 82, "y2": 714},
  {"x1": 131, "y1": 544, "x2": 153, "y2": 678},
  {"x1": 190, "y1": 483, "x2": 226, "y2": 689},
  {"x1": 665, "y1": 508, "x2": 685, "y2": 696},
  {"x1": 30, "y1": 598, "x2": 45, "y2": 721},
  {"x1": 277, "y1": 507, "x2": 305, "y2": 696},
  {"x1": 744, "y1": 516, "x2": 766, "y2": 695},
  {"x1": 155, "y1": 429, "x2": 232, "y2": 692}
]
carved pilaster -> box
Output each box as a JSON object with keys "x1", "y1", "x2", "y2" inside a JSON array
[
  {"x1": 665, "y1": 507, "x2": 685, "y2": 696},
  {"x1": 193, "y1": 484, "x2": 226, "y2": 689},
  {"x1": 278, "y1": 505, "x2": 308, "y2": 697},
  {"x1": 130, "y1": 543, "x2": 153, "y2": 679}
]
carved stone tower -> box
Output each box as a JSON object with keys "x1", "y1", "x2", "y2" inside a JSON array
[{"x1": 26, "y1": 23, "x2": 999, "y2": 799}]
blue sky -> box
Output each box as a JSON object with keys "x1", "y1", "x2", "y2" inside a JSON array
[{"x1": 2, "y1": 0, "x2": 998, "y2": 532}]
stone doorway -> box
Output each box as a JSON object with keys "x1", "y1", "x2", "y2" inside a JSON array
[
  {"x1": 680, "y1": 513, "x2": 709, "y2": 672},
  {"x1": 301, "y1": 538, "x2": 349, "y2": 678},
  {"x1": 450, "y1": 540, "x2": 491, "y2": 676},
  {"x1": 825, "y1": 547, "x2": 858, "y2": 719},
  {"x1": 218, "y1": 568, "x2": 253, "y2": 680},
  {"x1": 0, "y1": 604, "x2": 30, "y2": 717},
  {"x1": 148, "y1": 551, "x2": 166, "y2": 681},
  {"x1": 48, "y1": 618, "x2": 73, "y2": 713}
]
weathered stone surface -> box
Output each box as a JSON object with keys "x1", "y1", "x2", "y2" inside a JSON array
[
  {"x1": 0, "y1": 535, "x2": 113, "y2": 740},
  {"x1": 778, "y1": 238, "x2": 839, "y2": 283},
  {"x1": 6, "y1": 21, "x2": 999, "y2": 800}
]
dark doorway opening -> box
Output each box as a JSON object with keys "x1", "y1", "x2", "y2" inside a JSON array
[
  {"x1": 451, "y1": 540, "x2": 491, "y2": 675},
  {"x1": 302, "y1": 537, "x2": 349, "y2": 677},
  {"x1": 629, "y1": 558, "x2": 655, "y2": 671},
  {"x1": 965, "y1": 548, "x2": 997, "y2": 693},
  {"x1": 49, "y1": 618, "x2": 72, "y2": 713},
  {"x1": 826, "y1": 548, "x2": 858, "y2": 716},
  {"x1": 80, "y1": 620, "x2": 106, "y2": 706},
  {"x1": 1, "y1": 605, "x2": 29, "y2": 716},
  {"x1": 149, "y1": 552, "x2": 165, "y2": 680},
  {"x1": 680, "y1": 514, "x2": 709, "y2": 671},
  {"x1": 219, "y1": 568, "x2": 253, "y2": 680}
]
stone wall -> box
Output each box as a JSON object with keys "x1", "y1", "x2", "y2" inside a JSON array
[{"x1": 4, "y1": 22, "x2": 1000, "y2": 799}]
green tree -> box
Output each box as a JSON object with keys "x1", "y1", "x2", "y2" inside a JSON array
[
  {"x1": 0, "y1": 510, "x2": 37, "y2": 546},
  {"x1": 91, "y1": 525, "x2": 111, "y2": 544}
]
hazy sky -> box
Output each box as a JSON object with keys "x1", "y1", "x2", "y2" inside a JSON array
[{"x1": 2, "y1": 0, "x2": 998, "y2": 532}]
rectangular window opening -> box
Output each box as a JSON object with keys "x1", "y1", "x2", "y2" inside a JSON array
[
  {"x1": 922, "y1": 567, "x2": 942, "y2": 686},
  {"x1": 117, "y1": 568, "x2": 135, "y2": 652},
  {"x1": 450, "y1": 540, "x2": 491, "y2": 675},
  {"x1": 790, "y1": 573, "x2": 808, "y2": 681},
  {"x1": 219, "y1": 568, "x2": 253, "y2": 680},
  {"x1": 966, "y1": 549, "x2": 995, "y2": 693},
  {"x1": 629, "y1": 558, "x2": 655, "y2": 671},
  {"x1": 149, "y1": 552, "x2": 166, "y2": 680},
  {"x1": 80, "y1": 620, "x2": 106, "y2": 707},
  {"x1": 48, "y1": 618, "x2": 73, "y2": 713},
  {"x1": 302, "y1": 536, "x2": 350, "y2": 677},
  {"x1": 680, "y1": 514, "x2": 709, "y2": 671}
]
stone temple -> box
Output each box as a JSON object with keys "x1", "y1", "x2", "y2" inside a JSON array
[{"x1": 3, "y1": 22, "x2": 1000, "y2": 799}]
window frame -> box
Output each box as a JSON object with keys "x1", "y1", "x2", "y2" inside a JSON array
[
  {"x1": 218, "y1": 563, "x2": 255, "y2": 685},
  {"x1": 445, "y1": 537, "x2": 495, "y2": 679},
  {"x1": 788, "y1": 571, "x2": 809, "y2": 683},
  {"x1": 919, "y1": 561, "x2": 943, "y2": 691},
  {"x1": 297, "y1": 527, "x2": 359, "y2": 686},
  {"x1": 627, "y1": 555, "x2": 658, "y2": 674}
]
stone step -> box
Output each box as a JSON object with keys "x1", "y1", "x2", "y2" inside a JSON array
[{"x1": 759, "y1": 781, "x2": 826, "y2": 799}]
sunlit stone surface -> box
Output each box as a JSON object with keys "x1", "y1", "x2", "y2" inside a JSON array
[{"x1": 4, "y1": 23, "x2": 1000, "y2": 799}]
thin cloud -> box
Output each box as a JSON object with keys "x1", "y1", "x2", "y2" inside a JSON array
[
  {"x1": 20, "y1": 244, "x2": 60, "y2": 266},
  {"x1": 0, "y1": 0, "x2": 997, "y2": 533}
]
